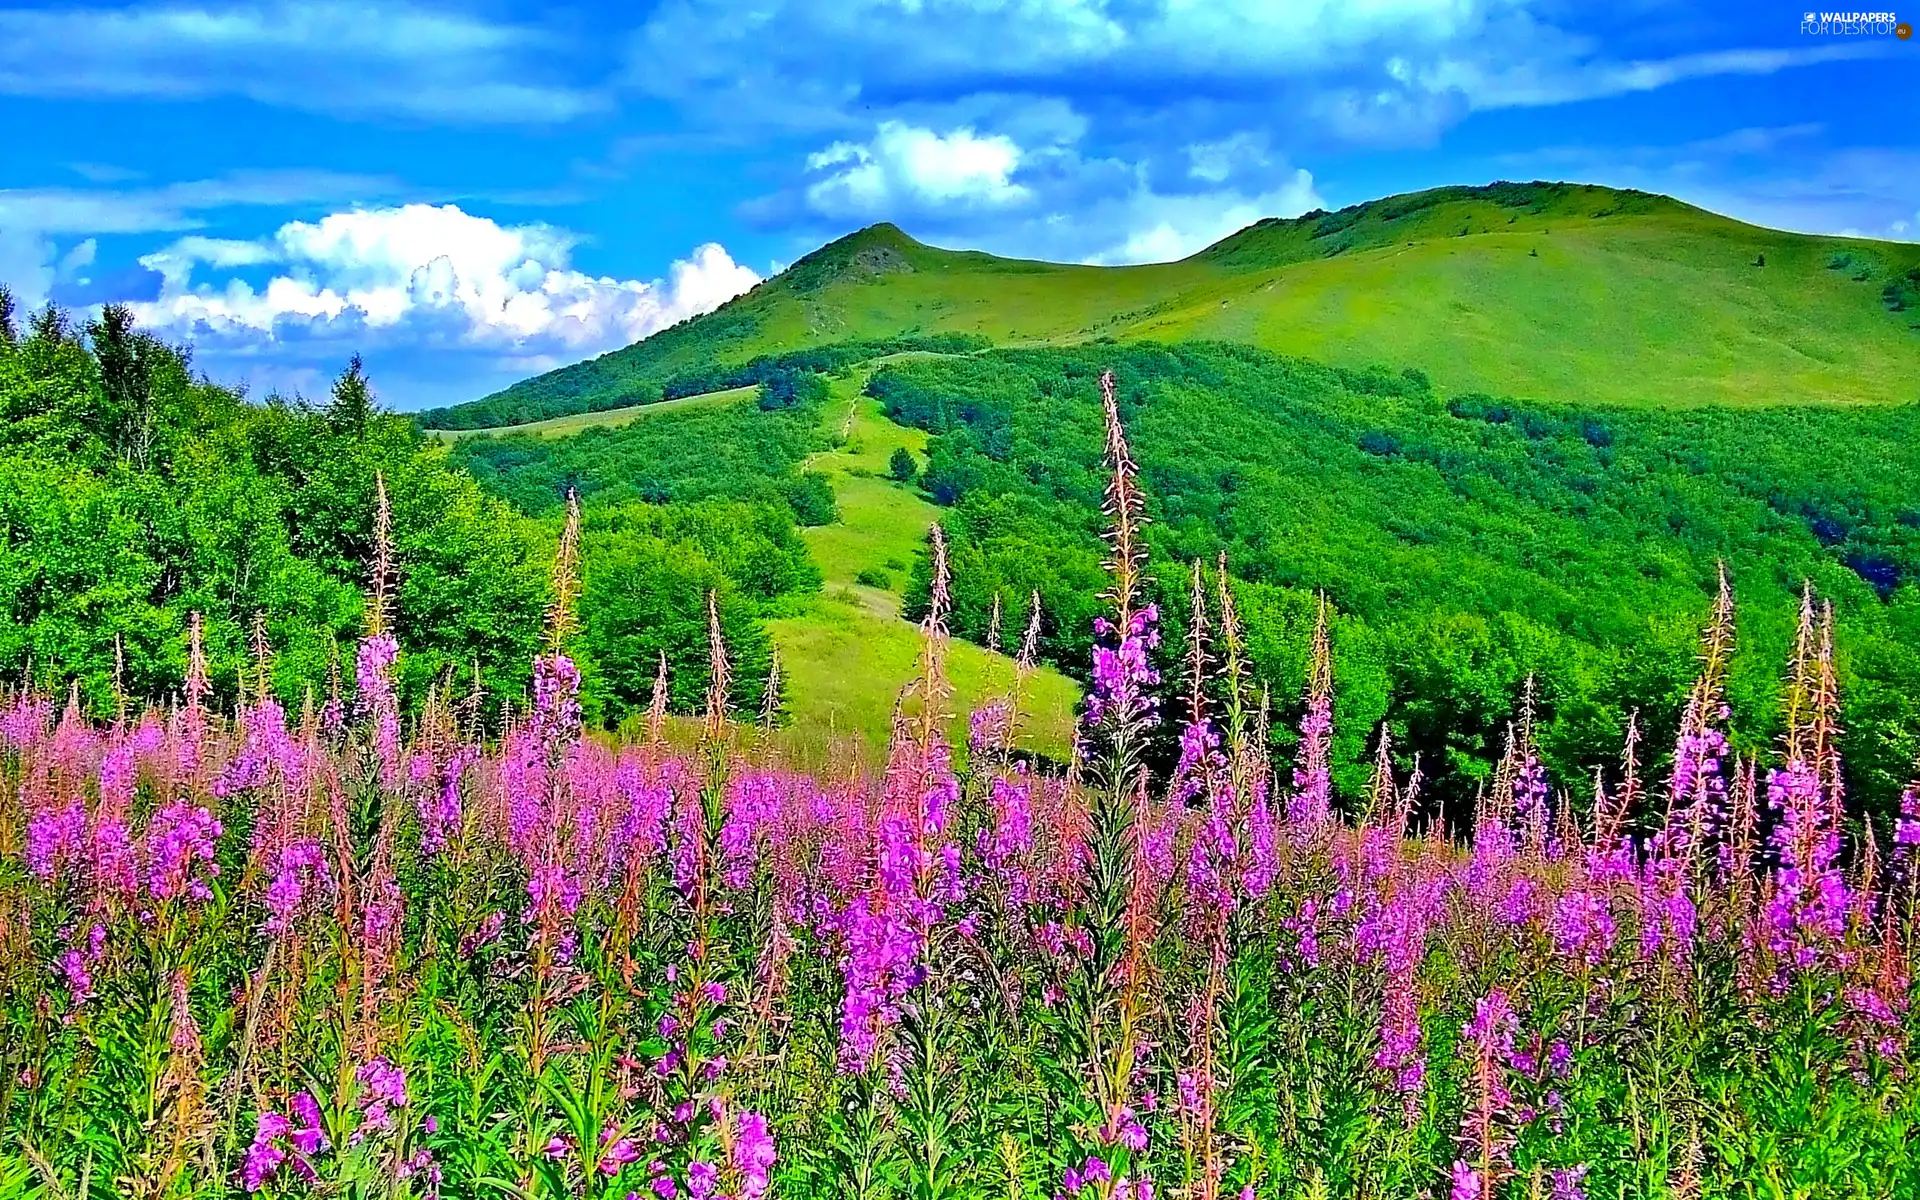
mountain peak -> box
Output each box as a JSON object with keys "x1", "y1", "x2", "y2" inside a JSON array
[{"x1": 781, "y1": 222, "x2": 929, "y2": 292}]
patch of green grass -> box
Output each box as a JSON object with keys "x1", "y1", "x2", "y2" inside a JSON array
[
  {"x1": 1139, "y1": 217, "x2": 1920, "y2": 408},
  {"x1": 767, "y1": 373, "x2": 1080, "y2": 761},
  {"x1": 766, "y1": 589, "x2": 1079, "y2": 766},
  {"x1": 794, "y1": 380, "x2": 941, "y2": 598}
]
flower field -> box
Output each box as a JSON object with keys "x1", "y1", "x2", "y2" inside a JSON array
[{"x1": 2, "y1": 373, "x2": 1916, "y2": 1199}]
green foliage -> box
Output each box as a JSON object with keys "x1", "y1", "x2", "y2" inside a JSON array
[
  {"x1": 759, "y1": 369, "x2": 831, "y2": 411},
  {"x1": 888, "y1": 446, "x2": 918, "y2": 483},
  {"x1": 578, "y1": 525, "x2": 775, "y2": 724},
  {"x1": 446, "y1": 392, "x2": 827, "y2": 520},
  {"x1": 584, "y1": 500, "x2": 820, "y2": 604},
  {"x1": 1883, "y1": 266, "x2": 1920, "y2": 313},
  {"x1": 782, "y1": 473, "x2": 838, "y2": 527},
  {"x1": 875, "y1": 342, "x2": 1920, "y2": 816},
  {"x1": 665, "y1": 335, "x2": 988, "y2": 404},
  {"x1": 0, "y1": 306, "x2": 548, "y2": 714},
  {"x1": 452, "y1": 413, "x2": 822, "y2": 725}
]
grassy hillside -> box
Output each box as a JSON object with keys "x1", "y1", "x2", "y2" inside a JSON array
[
  {"x1": 424, "y1": 182, "x2": 1920, "y2": 430},
  {"x1": 765, "y1": 372, "x2": 1080, "y2": 761}
]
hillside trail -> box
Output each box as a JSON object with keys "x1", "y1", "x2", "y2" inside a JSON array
[{"x1": 764, "y1": 367, "x2": 1080, "y2": 762}]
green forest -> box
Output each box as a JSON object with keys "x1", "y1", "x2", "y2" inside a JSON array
[
  {"x1": 6, "y1": 272, "x2": 1920, "y2": 824},
  {"x1": 0, "y1": 290, "x2": 784, "y2": 730},
  {"x1": 870, "y1": 343, "x2": 1920, "y2": 813}
]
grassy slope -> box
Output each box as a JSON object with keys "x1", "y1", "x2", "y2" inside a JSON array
[
  {"x1": 766, "y1": 371, "x2": 1080, "y2": 763},
  {"x1": 427, "y1": 182, "x2": 1920, "y2": 430},
  {"x1": 1152, "y1": 191, "x2": 1920, "y2": 407}
]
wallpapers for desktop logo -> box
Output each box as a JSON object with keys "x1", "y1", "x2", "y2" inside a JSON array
[{"x1": 1799, "y1": 10, "x2": 1911, "y2": 35}]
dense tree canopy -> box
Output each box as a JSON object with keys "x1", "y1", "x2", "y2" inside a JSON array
[
  {"x1": 872, "y1": 343, "x2": 1920, "y2": 818},
  {"x1": 0, "y1": 295, "x2": 550, "y2": 715},
  {"x1": 447, "y1": 392, "x2": 830, "y2": 519}
]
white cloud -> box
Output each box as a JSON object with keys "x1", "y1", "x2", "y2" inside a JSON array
[
  {"x1": 58, "y1": 238, "x2": 98, "y2": 275},
  {"x1": 1083, "y1": 170, "x2": 1326, "y2": 265},
  {"x1": 806, "y1": 122, "x2": 1030, "y2": 217},
  {"x1": 0, "y1": 1, "x2": 602, "y2": 123},
  {"x1": 1187, "y1": 133, "x2": 1271, "y2": 184},
  {"x1": 628, "y1": 0, "x2": 1860, "y2": 148},
  {"x1": 0, "y1": 170, "x2": 406, "y2": 308},
  {"x1": 632, "y1": 0, "x2": 1515, "y2": 122},
  {"x1": 132, "y1": 204, "x2": 762, "y2": 355},
  {"x1": 0, "y1": 230, "x2": 57, "y2": 310}
]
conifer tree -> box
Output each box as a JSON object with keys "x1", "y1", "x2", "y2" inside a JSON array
[{"x1": 328, "y1": 353, "x2": 377, "y2": 433}]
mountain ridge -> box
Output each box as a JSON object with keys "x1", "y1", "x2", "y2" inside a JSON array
[{"x1": 421, "y1": 181, "x2": 1920, "y2": 430}]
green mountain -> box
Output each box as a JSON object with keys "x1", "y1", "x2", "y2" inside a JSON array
[{"x1": 423, "y1": 181, "x2": 1920, "y2": 430}]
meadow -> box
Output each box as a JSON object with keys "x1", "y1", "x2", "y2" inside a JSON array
[{"x1": 3, "y1": 381, "x2": 1916, "y2": 1199}]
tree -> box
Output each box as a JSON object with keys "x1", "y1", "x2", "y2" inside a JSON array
[
  {"x1": 580, "y1": 535, "x2": 772, "y2": 723},
  {"x1": 0, "y1": 302, "x2": 548, "y2": 717},
  {"x1": 781, "y1": 472, "x2": 837, "y2": 526},
  {"x1": 889, "y1": 445, "x2": 918, "y2": 483},
  {"x1": 28, "y1": 303, "x2": 69, "y2": 346},
  {"x1": 757, "y1": 368, "x2": 828, "y2": 411},
  {"x1": 328, "y1": 354, "x2": 377, "y2": 433},
  {"x1": 0, "y1": 286, "x2": 15, "y2": 347},
  {"x1": 88, "y1": 303, "x2": 156, "y2": 468}
]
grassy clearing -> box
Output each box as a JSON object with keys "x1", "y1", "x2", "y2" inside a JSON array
[
  {"x1": 768, "y1": 375, "x2": 1081, "y2": 762},
  {"x1": 765, "y1": 593, "x2": 1079, "y2": 766},
  {"x1": 425, "y1": 385, "x2": 756, "y2": 439}
]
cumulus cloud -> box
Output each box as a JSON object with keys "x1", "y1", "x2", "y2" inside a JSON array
[
  {"x1": 132, "y1": 204, "x2": 762, "y2": 356},
  {"x1": 0, "y1": 1, "x2": 603, "y2": 123},
  {"x1": 0, "y1": 169, "x2": 410, "y2": 308},
  {"x1": 1082, "y1": 171, "x2": 1326, "y2": 265},
  {"x1": 805, "y1": 122, "x2": 1031, "y2": 217},
  {"x1": 779, "y1": 112, "x2": 1321, "y2": 266}
]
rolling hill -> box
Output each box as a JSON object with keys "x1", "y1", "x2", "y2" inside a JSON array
[{"x1": 422, "y1": 181, "x2": 1920, "y2": 430}]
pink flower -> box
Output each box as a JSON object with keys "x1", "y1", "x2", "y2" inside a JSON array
[
  {"x1": 1450, "y1": 1159, "x2": 1481, "y2": 1200},
  {"x1": 732, "y1": 1110, "x2": 777, "y2": 1200},
  {"x1": 143, "y1": 801, "x2": 222, "y2": 902},
  {"x1": 243, "y1": 1112, "x2": 292, "y2": 1191}
]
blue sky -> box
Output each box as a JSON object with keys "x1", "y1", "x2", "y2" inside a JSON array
[{"x1": 1, "y1": 1, "x2": 1914, "y2": 411}]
